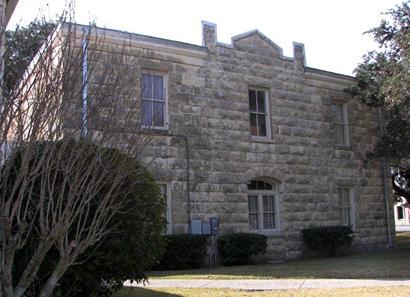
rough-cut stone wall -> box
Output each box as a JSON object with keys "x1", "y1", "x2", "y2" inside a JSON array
[{"x1": 84, "y1": 24, "x2": 394, "y2": 259}]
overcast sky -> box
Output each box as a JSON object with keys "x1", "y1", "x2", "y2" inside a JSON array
[{"x1": 9, "y1": 0, "x2": 403, "y2": 76}]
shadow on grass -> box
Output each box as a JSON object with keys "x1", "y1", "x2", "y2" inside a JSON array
[
  {"x1": 150, "y1": 232, "x2": 410, "y2": 280},
  {"x1": 115, "y1": 287, "x2": 182, "y2": 297}
]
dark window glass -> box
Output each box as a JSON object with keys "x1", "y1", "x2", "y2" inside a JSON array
[
  {"x1": 264, "y1": 182, "x2": 273, "y2": 190},
  {"x1": 248, "y1": 180, "x2": 257, "y2": 190},
  {"x1": 141, "y1": 73, "x2": 166, "y2": 127},
  {"x1": 249, "y1": 89, "x2": 268, "y2": 137},
  {"x1": 142, "y1": 73, "x2": 152, "y2": 98},
  {"x1": 249, "y1": 90, "x2": 256, "y2": 112},
  {"x1": 248, "y1": 195, "x2": 259, "y2": 230},
  {"x1": 258, "y1": 114, "x2": 267, "y2": 136},
  {"x1": 153, "y1": 75, "x2": 164, "y2": 100},
  {"x1": 257, "y1": 91, "x2": 265, "y2": 112},
  {"x1": 153, "y1": 101, "x2": 164, "y2": 126},
  {"x1": 398, "y1": 206, "x2": 404, "y2": 220},
  {"x1": 142, "y1": 100, "x2": 152, "y2": 126},
  {"x1": 248, "y1": 180, "x2": 274, "y2": 191},
  {"x1": 250, "y1": 113, "x2": 257, "y2": 136}
]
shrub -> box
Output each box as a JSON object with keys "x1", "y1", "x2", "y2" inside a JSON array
[
  {"x1": 9, "y1": 141, "x2": 166, "y2": 297},
  {"x1": 301, "y1": 226, "x2": 354, "y2": 257},
  {"x1": 155, "y1": 234, "x2": 209, "y2": 270},
  {"x1": 217, "y1": 233, "x2": 267, "y2": 266}
]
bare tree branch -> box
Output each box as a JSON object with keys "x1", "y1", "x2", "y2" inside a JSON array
[{"x1": 0, "y1": 5, "x2": 151, "y2": 297}]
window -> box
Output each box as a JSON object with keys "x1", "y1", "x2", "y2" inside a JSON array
[
  {"x1": 397, "y1": 206, "x2": 405, "y2": 220},
  {"x1": 158, "y1": 183, "x2": 172, "y2": 234},
  {"x1": 338, "y1": 187, "x2": 354, "y2": 227},
  {"x1": 141, "y1": 72, "x2": 167, "y2": 129},
  {"x1": 249, "y1": 88, "x2": 270, "y2": 138},
  {"x1": 247, "y1": 180, "x2": 278, "y2": 232},
  {"x1": 332, "y1": 102, "x2": 349, "y2": 146}
]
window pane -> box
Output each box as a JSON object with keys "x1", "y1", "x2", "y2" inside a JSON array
[
  {"x1": 153, "y1": 75, "x2": 164, "y2": 100},
  {"x1": 248, "y1": 180, "x2": 257, "y2": 190},
  {"x1": 257, "y1": 91, "x2": 266, "y2": 113},
  {"x1": 343, "y1": 190, "x2": 350, "y2": 207},
  {"x1": 256, "y1": 180, "x2": 264, "y2": 190},
  {"x1": 335, "y1": 124, "x2": 345, "y2": 145},
  {"x1": 258, "y1": 114, "x2": 267, "y2": 136},
  {"x1": 263, "y1": 195, "x2": 275, "y2": 212},
  {"x1": 142, "y1": 73, "x2": 152, "y2": 98},
  {"x1": 338, "y1": 188, "x2": 349, "y2": 207},
  {"x1": 398, "y1": 206, "x2": 404, "y2": 220},
  {"x1": 250, "y1": 113, "x2": 257, "y2": 136},
  {"x1": 142, "y1": 100, "x2": 152, "y2": 126},
  {"x1": 248, "y1": 195, "x2": 259, "y2": 230},
  {"x1": 249, "y1": 214, "x2": 259, "y2": 230},
  {"x1": 340, "y1": 208, "x2": 346, "y2": 225},
  {"x1": 334, "y1": 104, "x2": 344, "y2": 123},
  {"x1": 248, "y1": 195, "x2": 258, "y2": 212},
  {"x1": 264, "y1": 182, "x2": 273, "y2": 190},
  {"x1": 153, "y1": 101, "x2": 165, "y2": 127},
  {"x1": 249, "y1": 90, "x2": 256, "y2": 112},
  {"x1": 338, "y1": 188, "x2": 352, "y2": 226},
  {"x1": 263, "y1": 213, "x2": 275, "y2": 229}
]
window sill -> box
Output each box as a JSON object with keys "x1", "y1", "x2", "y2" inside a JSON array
[
  {"x1": 141, "y1": 127, "x2": 170, "y2": 136},
  {"x1": 250, "y1": 136, "x2": 274, "y2": 144},
  {"x1": 335, "y1": 144, "x2": 351, "y2": 151},
  {"x1": 249, "y1": 229, "x2": 280, "y2": 236}
]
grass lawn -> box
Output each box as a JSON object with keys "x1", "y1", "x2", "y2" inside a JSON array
[
  {"x1": 150, "y1": 232, "x2": 410, "y2": 280},
  {"x1": 115, "y1": 286, "x2": 410, "y2": 297}
]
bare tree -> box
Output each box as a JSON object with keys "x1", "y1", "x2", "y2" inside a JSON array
[{"x1": 0, "y1": 8, "x2": 156, "y2": 297}]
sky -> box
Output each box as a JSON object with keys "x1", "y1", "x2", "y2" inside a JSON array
[{"x1": 8, "y1": 0, "x2": 403, "y2": 76}]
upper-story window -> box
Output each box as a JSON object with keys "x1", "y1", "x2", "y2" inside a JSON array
[
  {"x1": 249, "y1": 88, "x2": 270, "y2": 139},
  {"x1": 332, "y1": 102, "x2": 349, "y2": 146},
  {"x1": 141, "y1": 72, "x2": 168, "y2": 129}
]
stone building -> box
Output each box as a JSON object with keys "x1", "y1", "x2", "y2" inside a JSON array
[{"x1": 71, "y1": 21, "x2": 396, "y2": 259}]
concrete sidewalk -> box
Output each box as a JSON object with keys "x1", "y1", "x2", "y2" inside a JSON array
[{"x1": 124, "y1": 278, "x2": 410, "y2": 290}]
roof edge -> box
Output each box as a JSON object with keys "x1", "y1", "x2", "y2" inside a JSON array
[
  {"x1": 72, "y1": 23, "x2": 208, "y2": 53},
  {"x1": 305, "y1": 66, "x2": 355, "y2": 82}
]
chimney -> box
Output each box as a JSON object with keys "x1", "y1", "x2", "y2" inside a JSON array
[
  {"x1": 293, "y1": 42, "x2": 306, "y2": 72},
  {"x1": 202, "y1": 20, "x2": 217, "y2": 46}
]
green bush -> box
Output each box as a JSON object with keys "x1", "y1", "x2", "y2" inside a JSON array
[
  {"x1": 155, "y1": 234, "x2": 209, "y2": 270},
  {"x1": 8, "y1": 140, "x2": 166, "y2": 297},
  {"x1": 301, "y1": 226, "x2": 354, "y2": 257},
  {"x1": 217, "y1": 233, "x2": 267, "y2": 266}
]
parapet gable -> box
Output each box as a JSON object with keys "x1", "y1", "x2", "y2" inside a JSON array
[{"x1": 231, "y1": 29, "x2": 284, "y2": 57}]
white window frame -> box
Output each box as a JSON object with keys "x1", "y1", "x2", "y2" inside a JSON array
[
  {"x1": 332, "y1": 102, "x2": 349, "y2": 147},
  {"x1": 141, "y1": 70, "x2": 169, "y2": 130},
  {"x1": 248, "y1": 87, "x2": 271, "y2": 140},
  {"x1": 337, "y1": 187, "x2": 355, "y2": 229},
  {"x1": 157, "y1": 182, "x2": 172, "y2": 234},
  {"x1": 248, "y1": 181, "x2": 279, "y2": 233}
]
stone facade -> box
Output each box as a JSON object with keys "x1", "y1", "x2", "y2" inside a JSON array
[{"x1": 82, "y1": 22, "x2": 394, "y2": 259}]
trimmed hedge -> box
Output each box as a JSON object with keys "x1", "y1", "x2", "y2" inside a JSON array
[
  {"x1": 154, "y1": 234, "x2": 209, "y2": 270},
  {"x1": 301, "y1": 226, "x2": 354, "y2": 256},
  {"x1": 217, "y1": 233, "x2": 267, "y2": 266}
]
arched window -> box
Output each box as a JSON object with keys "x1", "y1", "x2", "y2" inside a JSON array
[{"x1": 247, "y1": 179, "x2": 278, "y2": 232}]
